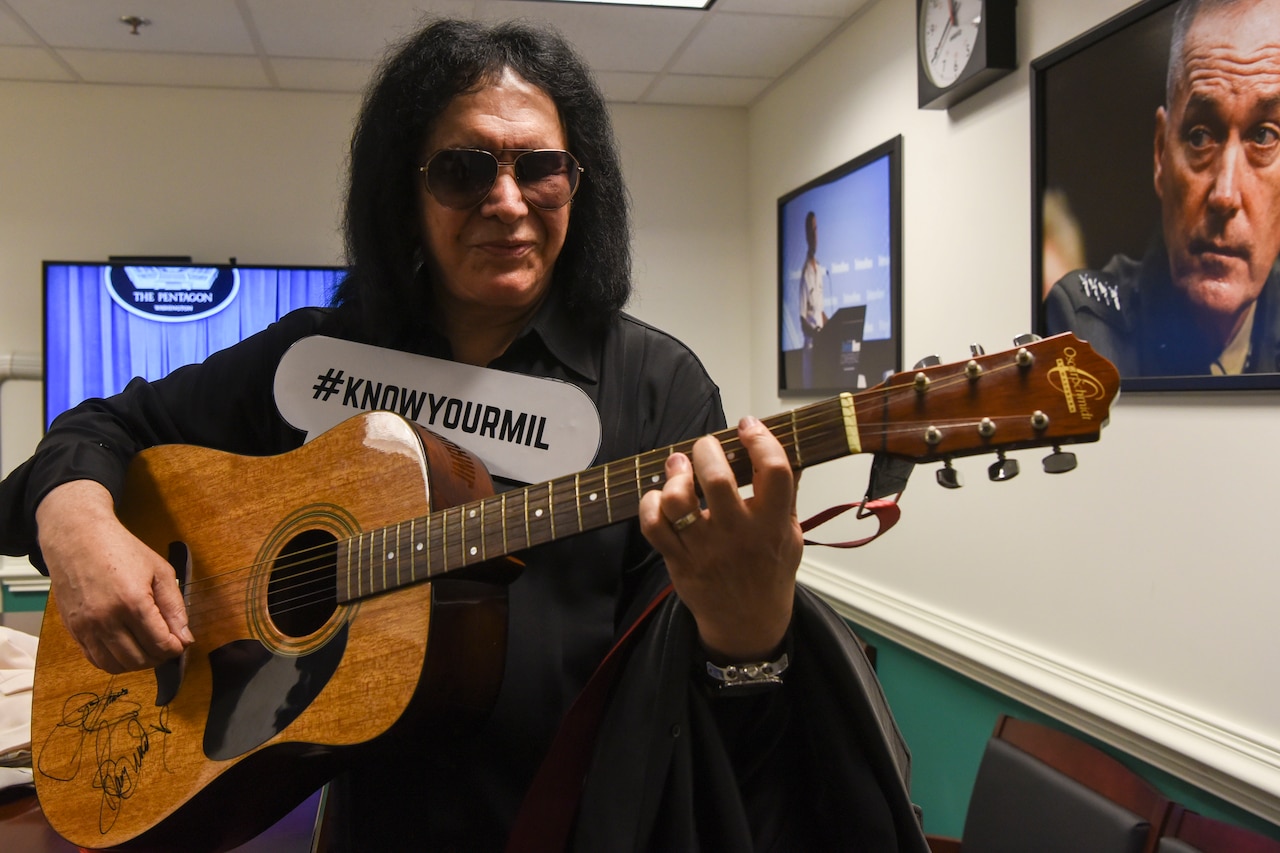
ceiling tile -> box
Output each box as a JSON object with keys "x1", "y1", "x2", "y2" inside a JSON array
[
  {"x1": 672, "y1": 11, "x2": 839, "y2": 77},
  {"x1": 59, "y1": 50, "x2": 272, "y2": 89},
  {"x1": 593, "y1": 70, "x2": 657, "y2": 103},
  {"x1": 5, "y1": 0, "x2": 256, "y2": 54},
  {"x1": 646, "y1": 73, "x2": 769, "y2": 106},
  {"x1": 0, "y1": 45, "x2": 74, "y2": 81},
  {"x1": 489, "y1": 1, "x2": 701, "y2": 72},
  {"x1": 0, "y1": 5, "x2": 36, "y2": 46},
  {"x1": 714, "y1": 0, "x2": 869, "y2": 16},
  {"x1": 245, "y1": 0, "x2": 476, "y2": 61},
  {"x1": 0, "y1": 0, "x2": 867, "y2": 107},
  {"x1": 271, "y1": 57, "x2": 376, "y2": 93}
]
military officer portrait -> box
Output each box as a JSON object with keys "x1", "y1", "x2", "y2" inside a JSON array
[{"x1": 1045, "y1": 0, "x2": 1280, "y2": 381}]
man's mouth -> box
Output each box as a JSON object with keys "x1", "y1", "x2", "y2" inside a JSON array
[
  {"x1": 477, "y1": 239, "x2": 533, "y2": 255},
  {"x1": 1189, "y1": 238, "x2": 1249, "y2": 264}
]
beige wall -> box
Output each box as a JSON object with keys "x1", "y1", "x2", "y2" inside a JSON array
[
  {"x1": 0, "y1": 83, "x2": 751, "y2": 477},
  {"x1": 750, "y1": 0, "x2": 1280, "y2": 820}
]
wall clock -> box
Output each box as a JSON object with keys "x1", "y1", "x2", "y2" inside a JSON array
[{"x1": 917, "y1": 0, "x2": 1017, "y2": 110}]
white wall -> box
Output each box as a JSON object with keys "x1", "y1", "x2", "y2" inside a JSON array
[
  {"x1": 749, "y1": 0, "x2": 1280, "y2": 821},
  {"x1": 0, "y1": 83, "x2": 750, "y2": 478}
]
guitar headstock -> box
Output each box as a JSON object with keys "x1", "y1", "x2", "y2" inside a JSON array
[{"x1": 856, "y1": 333, "x2": 1119, "y2": 477}]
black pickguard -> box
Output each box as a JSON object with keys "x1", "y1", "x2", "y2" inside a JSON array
[{"x1": 203, "y1": 626, "x2": 348, "y2": 760}]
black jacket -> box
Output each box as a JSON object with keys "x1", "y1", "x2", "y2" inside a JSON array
[{"x1": 571, "y1": 585, "x2": 926, "y2": 851}]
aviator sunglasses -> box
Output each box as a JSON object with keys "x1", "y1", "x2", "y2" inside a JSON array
[{"x1": 420, "y1": 148, "x2": 584, "y2": 211}]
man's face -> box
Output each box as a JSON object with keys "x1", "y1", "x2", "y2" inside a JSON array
[
  {"x1": 1155, "y1": 0, "x2": 1280, "y2": 322},
  {"x1": 418, "y1": 69, "x2": 571, "y2": 323}
]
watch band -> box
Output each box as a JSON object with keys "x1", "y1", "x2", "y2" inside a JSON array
[{"x1": 704, "y1": 652, "x2": 790, "y2": 694}]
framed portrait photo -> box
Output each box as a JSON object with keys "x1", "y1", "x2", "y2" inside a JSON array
[
  {"x1": 777, "y1": 135, "x2": 903, "y2": 396},
  {"x1": 1032, "y1": 0, "x2": 1280, "y2": 391}
]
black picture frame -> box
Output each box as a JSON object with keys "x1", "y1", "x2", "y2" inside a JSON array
[
  {"x1": 1031, "y1": 0, "x2": 1280, "y2": 391},
  {"x1": 777, "y1": 135, "x2": 903, "y2": 396}
]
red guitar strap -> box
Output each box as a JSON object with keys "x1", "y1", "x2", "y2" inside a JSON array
[
  {"x1": 504, "y1": 499, "x2": 902, "y2": 852},
  {"x1": 800, "y1": 497, "x2": 902, "y2": 548}
]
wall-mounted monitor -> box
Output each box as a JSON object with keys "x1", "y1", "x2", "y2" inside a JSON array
[
  {"x1": 43, "y1": 261, "x2": 346, "y2": 428},
  {"x1": 777, "y1": 135, "x2": 903, "y2": 396}
]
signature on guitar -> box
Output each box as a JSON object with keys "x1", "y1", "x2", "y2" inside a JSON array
[{"x1": 37, "y1": 683, "x2": 174, "y2": 833}]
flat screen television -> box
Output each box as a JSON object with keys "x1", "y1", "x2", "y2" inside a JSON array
[
  {"x1": 43, "y1": 260, "x2": 346, "y2": 428},
  {"x1": 777, "y1": 135, "x2": 903, "y2": 396}
]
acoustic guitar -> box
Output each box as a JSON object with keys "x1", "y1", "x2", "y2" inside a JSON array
[{"x1": 30, "y1": 333, "x2": 1118, "y2": 852}]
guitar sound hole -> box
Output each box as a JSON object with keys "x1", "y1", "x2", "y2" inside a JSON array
[{"x1": 268, "y1": 530, "x2": 338, "y2": 638}]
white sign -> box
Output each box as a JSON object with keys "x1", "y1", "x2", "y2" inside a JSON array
[{"x1": 274, "y1": 336, "x2": 602, "y2": 484}]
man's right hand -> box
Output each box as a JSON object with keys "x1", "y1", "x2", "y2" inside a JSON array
[{"x1": 36, "y1": 480, "x2": 193, "y2": 673}]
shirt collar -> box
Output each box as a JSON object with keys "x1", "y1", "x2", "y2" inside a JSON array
[{"x1": 512, "y1": 289, "x2": 601, "y2": 384}]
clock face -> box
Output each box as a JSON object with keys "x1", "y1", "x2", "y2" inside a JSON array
[{"x1": 920, "y1": 0, "x2": 982, "y2": 88}]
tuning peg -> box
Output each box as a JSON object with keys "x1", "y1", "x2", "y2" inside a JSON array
[
  {"x1": 914, "y1": 354, "x2": 941, "y2": 369},
  {"x1": 1042, "y1": 446, "x2": 1077, "y2": 474},
  {"x1": 1013, "y1": 333, "x2": 1042, "y2": 346},
  {"x1": 970, "y1": 343, "x2": 986, "y2": 356},
  {"x1": 936, "y1": 460, "x2": 963, "y2": 489},
  {"x1": 988, "y1": 451, "x2": 1020, "y2": 482}
]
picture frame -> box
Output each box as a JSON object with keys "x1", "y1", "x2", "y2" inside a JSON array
[
  {"x1": 777, "y1": 135, "x2": 903, "y2": 396},
  {"x1": 1031, "y1": 0, "x2": 1280, "y2": 391}
]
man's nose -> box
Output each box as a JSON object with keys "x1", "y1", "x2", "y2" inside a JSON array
[
  {"x1": 487, "y1": 164, "x2": 526, "y2": 202},
  {"x1": 1207, "y1": 140, "x2": 1244, "y2": 214}
]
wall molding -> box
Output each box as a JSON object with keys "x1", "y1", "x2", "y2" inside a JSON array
[{"x1": 800, "y1": 559, "x2": 1280, "y2": 825}]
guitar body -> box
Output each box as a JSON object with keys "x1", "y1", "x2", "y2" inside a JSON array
[{"x1": 31, "y1": 412, "x2": 508, "y2": 852}]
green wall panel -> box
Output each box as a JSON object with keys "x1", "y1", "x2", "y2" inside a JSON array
[{"x1": 850, "y1": 622, "x2": 1280, "y2": 842}]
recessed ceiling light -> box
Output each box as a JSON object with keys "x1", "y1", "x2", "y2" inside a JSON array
[{"x1": 534, "y1": 0, "x2": 714, "y2": 8}]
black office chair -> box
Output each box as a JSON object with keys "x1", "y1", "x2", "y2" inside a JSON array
[{"x1": 927, "y1": 715, "x2": 1177, "y2": 853}]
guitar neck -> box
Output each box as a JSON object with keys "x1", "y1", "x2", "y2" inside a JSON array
[
  {"x1": 335, "y1": 332, "x2": 1119, "y2": 603},
  {"x1": 335, "y1": 394, "x2": 859, "y2": 603}
]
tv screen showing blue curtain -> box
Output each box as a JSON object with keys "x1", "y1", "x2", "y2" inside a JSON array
[{"x1": 43, "y1": 262, "x2": 346, "y2": 428}]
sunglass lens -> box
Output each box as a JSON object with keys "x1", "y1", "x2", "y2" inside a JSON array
[
  {"x1": 427, "y1": 150, "x2": 497, "y2": 209},
  {"x1": 515, "y1": 151, "x2": 579, "y2": 210}
]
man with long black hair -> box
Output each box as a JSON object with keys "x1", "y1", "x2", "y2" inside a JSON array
[{"x1": 1, "y1": 19, "x2": 926, "y2": 851}]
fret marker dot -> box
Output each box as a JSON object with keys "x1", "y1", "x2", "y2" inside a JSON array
[
  {"x1": 589, "y1": 492, "x2": 598, "y2": 501},
  {"x1": 387, "y1": 551, "x2": 395, "y2": 561},
  {"x1": 469, "y1": 546, "x2": 478, "y2": 556},
  {"x1": 416, "y1": 542, "x2": 424, "y2": 551},
  {"x1": 469, "y1": 509, "x2": 477, "y2": 518},
  {"x1": 651, "y1": 474, "x2": 660, "y2": 483},
  {"x1": 727, "y1": 450, "x2": 737, "y2": 461},
  {"x1": 535, "y1": 508, "x2": 544, "y2": 518}
]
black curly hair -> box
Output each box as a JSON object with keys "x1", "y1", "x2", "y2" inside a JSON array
[{"x1": 332, "y1": 18, "x2": 632, "y2": 345}]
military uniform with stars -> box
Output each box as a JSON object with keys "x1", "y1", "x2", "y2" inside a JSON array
[{"x1": 1045, "y1": 241, "x2": 1280, "y2": 378}]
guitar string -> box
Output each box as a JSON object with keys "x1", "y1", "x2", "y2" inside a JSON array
[
  {"x1": 175, "y1": 357, "x2": 1053, "y2": 624},
  {"x1": 174, "y1": 357, "x2": 1062, "y2": 623},
  {"x1": 178, "y1": 377, "x2": 1051, "y2": 625}
]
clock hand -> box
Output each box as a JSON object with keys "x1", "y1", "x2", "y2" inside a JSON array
[{"x1": 931, "y1": 15, "x2": 954, "y2": 63}]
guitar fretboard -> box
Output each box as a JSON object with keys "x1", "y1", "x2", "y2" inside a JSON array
[{"x1": 335, "y1": 394, "x2": 856, "y2": 603}]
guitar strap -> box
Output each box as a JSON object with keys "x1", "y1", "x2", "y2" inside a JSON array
[
  {"x1": 799, "y1": 497, "x2": 902, "y2": 548},
  {"x1": 504, "y1": 498, "x2": 902, "y2": 852}
]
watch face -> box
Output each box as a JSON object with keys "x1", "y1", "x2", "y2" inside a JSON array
[{"x1": 920, "y1": 0, "x2": 982, "y2": 87}]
